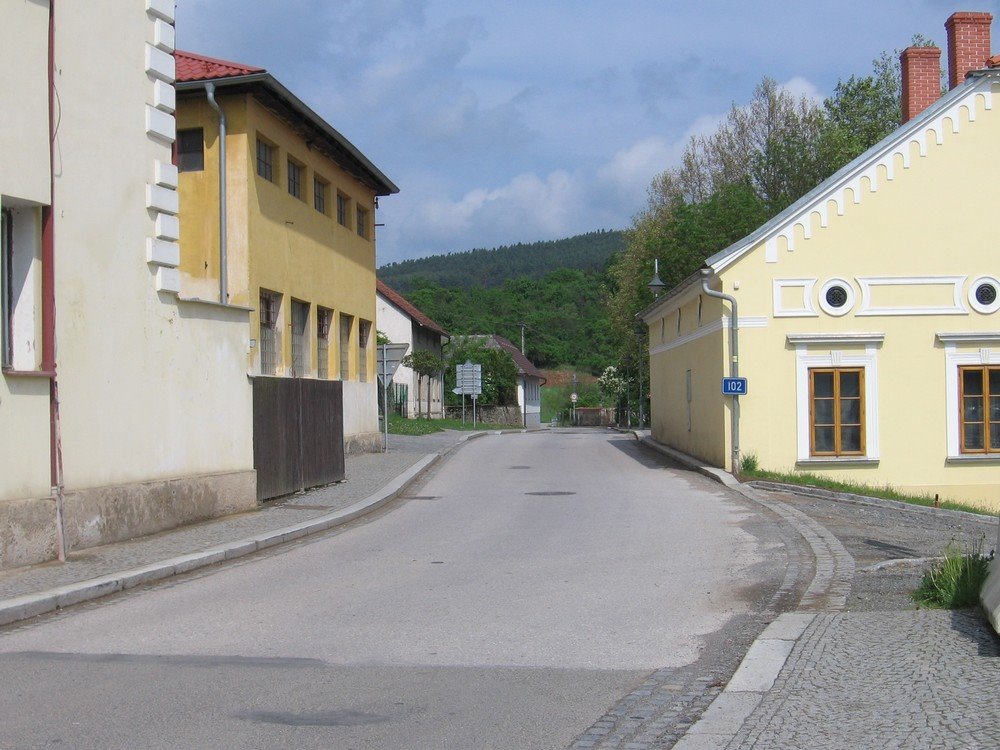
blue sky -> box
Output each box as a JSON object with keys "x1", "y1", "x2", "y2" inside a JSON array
[{"x1": 175, "y1": 1, "x2": 998, "y2": 264}]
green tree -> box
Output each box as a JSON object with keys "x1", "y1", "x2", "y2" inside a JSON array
[{"x1": 444, "y1": 338, "x2": 519, "y2": 406}]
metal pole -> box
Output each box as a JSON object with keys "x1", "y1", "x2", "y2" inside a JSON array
[
  {"x1": 700, "y1": 269, "x2": 740, "y2": 472},
  {"x1": 381, "y1": 343, "x2": 389, "y2": 453}
]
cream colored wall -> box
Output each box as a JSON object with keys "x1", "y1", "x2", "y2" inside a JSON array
[
  {"x1": 647, "y1": 289, "x2": 729, "y2": 468},
  {"x1": 711, "y1": 80, "x2": 1000, "y2": 508},
  {"x1": 0, "y1": 1, "x2": 52, "y2": 503},
  {"x1": 51, "y1": 3, "x2": 253, "y2": 491},
  {"x1": 0, "y1": 0, "x2": 51, "y2": 205}
]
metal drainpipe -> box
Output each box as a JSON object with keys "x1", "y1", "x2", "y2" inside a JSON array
[
  {"x1": 700, "y1": 268, "x2": 740, "y2": 473},
  {"x1": 44, "y1": 0, "x2": 66, "y2": 561},
  {"x1": 204, "y1": 83, "x2": 227, "y2": 303}
]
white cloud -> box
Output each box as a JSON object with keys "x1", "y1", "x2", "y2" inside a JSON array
[{"x1": 778, "y1": 76, "x2": 825, "y2": 105}]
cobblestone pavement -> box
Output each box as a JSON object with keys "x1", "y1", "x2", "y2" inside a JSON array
[
  {"x1": 0, "y1": 431, "x2": 480, "y2": 602},
  {"x1": 676, "y1": 486, "x2": 1000, "y2": 750},
  {"x1": 728, "y1": 609, "x2": 1000, "y2": 750}
]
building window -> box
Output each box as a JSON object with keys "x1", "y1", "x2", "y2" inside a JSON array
[
  {"x1": 337, "y1": 193, "x2": 349, "y2": 228},
  {"x1": 314, "y1": 177, "x2": 328, "y2": 214},
  {"x1": 1, "y1": 208, "x2": 12, "y2": 369},
  {"x1": 356, "y1": 206, "x2": 369, "y2": 239},
  {"x1": 287, "y1": 159, "x2": 304, "y2": 200},
  {"x1": 256, "y1": 137, "x2": 275, "y2": 182},
  {"x1": 1, "y1": 205, "x2": 42, "y2": 372},
  {"x1": 317, "y1": 307, "x2": 332, "y2": 379},
  {"x1": 339, "y1": 313, "x2": 353, "y2": 380},
  {"x1": 809, "y1": 368, "x2": 865, "y2": 456},
  {"x1": 176, "y1": 128, "x2": 204, "y2": 172},
  {"x1": 291, "y1": 300, "x2": 309, "y2": 377},
  {"x1": 259, "y1": 290, "x2": 281, "y2": 375},
  {"x1": 959, "y1": 366, "x2": 1000, "y2": 453},
  {"x1": 358, "y1": 319, "x2": 371, "y2": 382}
]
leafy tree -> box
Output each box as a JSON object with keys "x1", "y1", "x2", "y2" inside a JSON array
[
  {"x1": 443, "y1": 338, "x2": 519, "y2": 406},
  {"x1": 401, "y1": 349, "x2": 443, "y2": 418}
]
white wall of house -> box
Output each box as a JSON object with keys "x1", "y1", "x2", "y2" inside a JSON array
[
  {"x1": 375, "y1": 292, "x2": 445, "y2": 418},
  {"x1": 1, "y1": 1, "x2": 257, "y2": 567}
]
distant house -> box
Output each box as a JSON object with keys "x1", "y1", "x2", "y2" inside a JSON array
[
  {"x1": 174, "y1": 50, "x2": 398, "y2": 454},
  {"x1": 642, "y1": 12, "x2": 1000, "y2": 509},
  {"x1": 375, "y1": 280, "x2": 449, "y2": 418},
  {"x1": 472, "y1": 334, "x2": 546, "y2": 429}
]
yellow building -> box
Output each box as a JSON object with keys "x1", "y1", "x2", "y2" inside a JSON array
[
  {"x1": 643, "y1": 13, "x2": 1000, "y2": 510},
  {"x1": 174, "y1": 51, "x2": 398, "y2": 453}
]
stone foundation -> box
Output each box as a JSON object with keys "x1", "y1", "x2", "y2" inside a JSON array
[
  {"x1": 0, "y1": 469, "x2": 257, "y2": 570},
  {"x1": 345, "y1": 431, "x2": 383, "y2": 455}
]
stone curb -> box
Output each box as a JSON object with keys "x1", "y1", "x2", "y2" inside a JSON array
[
  {"x1": 0, "y1": 447, "x2": 455, "y2": 628},
  {"x1": 746, "y1": 479, "x2": 999, "y2": 524}
]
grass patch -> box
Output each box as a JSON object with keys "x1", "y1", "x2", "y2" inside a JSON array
[
  {"x1": 386, "y1": 413, "x2": 511, "y2": 435},
  {"x1": 912, "y1": 538, "x2": 992, "y2": 609},
  {"x1": 738, "y1": 454, "x2": 991, "y2": 516}
]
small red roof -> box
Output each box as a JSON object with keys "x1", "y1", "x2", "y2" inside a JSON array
[
  {"x1": 988, "y1": 54, "x2": 1000, "y2": 68},
  {"x1": 376, "y1": 280, "x2": 449, "y2": 338},
  {"x1": 477, "y1": 334, "x2": 545, "y2": 381},
  {"x1": 174, "y1": 50, "x2": 264, "y2": 82}
]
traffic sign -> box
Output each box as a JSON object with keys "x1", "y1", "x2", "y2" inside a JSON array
[
  {"x1": 722, "y1": 377, "x2": 748, "y2": 396},
  {"x1": 570, "y1": 393, "x2": 578, "y2": 403}
]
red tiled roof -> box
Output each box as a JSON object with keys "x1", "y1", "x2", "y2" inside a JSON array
[
  {"x1": 376, "y1": 280, "x2": 449, "y2": 338},
  {"x1": 174, "y1": 50, "x2": 265, "y2": 82},
  {"x1": 476, "y1": 334, "x2": 545, "y2": 381}
]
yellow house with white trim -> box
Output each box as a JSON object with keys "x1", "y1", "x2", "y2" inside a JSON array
[
  {"x1": 643, "y1": 14, "x2": 1000, "y2": 510},
  {"x1": 174, "y1": 51, "x2": 398, "y2": 453}
]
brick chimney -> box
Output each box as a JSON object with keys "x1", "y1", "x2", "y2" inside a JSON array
[
  {"x1": 900, "y1": 46, "x2": 942, "y2": 123},
  {"x1": 945, "y1": 11, "x2": 993, "y2": 89}
]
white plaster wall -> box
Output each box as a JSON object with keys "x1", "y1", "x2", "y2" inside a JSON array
[
  {"x1": 0, "y1": 0, "x2": 51, "y2": 205},
  {"x1": 0, "y1": 375, "x2": 51, "y2": 501},
  {"x1": 374, "y1": 294, "x2": 414, "y2": 388},
  {"x1": 51, "y1": 3, "x2": 254, "y2": 491},
  {"x1": 343, "y1": 380, "x2": 379, "y2": 437},
  {"x1": 8, "y1": 207, "x2": 43, "y2": 371}
]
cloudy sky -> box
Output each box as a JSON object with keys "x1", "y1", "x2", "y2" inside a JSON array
[{"x1": 175, "y1": 1, "x2": 997, "y2": 265}]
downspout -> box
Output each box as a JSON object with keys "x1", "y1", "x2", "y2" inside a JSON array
[
  {"x1": 204, "y1": 83, "x2": 227, "y2": 303},
  {"x1": 44, "y1": 0, "x2": 66, "y2": 561},
  {"x1": 700, "y1": 268, "x2": 740, "y2": 473}
]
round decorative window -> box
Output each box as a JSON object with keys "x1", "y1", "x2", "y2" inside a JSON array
[
  {"x1": 818, "y1": 279, "x2": 855, "y2": 316},
  {"x1": 976, "y1": 283, "x2": 997, "y2": 306},
  {"x1": 825, "y1": 285, "x2": 849, "y2": 308},
  {"x1": 969, "y1": 277, "x2": 1000, "y2": 314}
]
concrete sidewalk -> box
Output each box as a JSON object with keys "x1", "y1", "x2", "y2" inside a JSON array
[{"x1": 0, "y1": 430, "x2": 482, "y2": 628}]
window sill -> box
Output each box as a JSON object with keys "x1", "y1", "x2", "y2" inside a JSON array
[
  {"x1": 796, "y1": 457, "x2": 879, "y2": 466},
  {"x1": 2, "y1": 368, "x2": 55, "y2": 380},
  {"x1": 176, "y1": 296, "x2": 253, "y2": 313},
  {"x1": 946, "y1": 455, "x2": 1000, "y2": 464}
]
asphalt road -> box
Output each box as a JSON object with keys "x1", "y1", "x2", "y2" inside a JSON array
[{"x1": 0, "y1": 430, "x2": 790, "y2": 749}]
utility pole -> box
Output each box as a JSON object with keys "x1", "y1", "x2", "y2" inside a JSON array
[{"x1": 517, "y1": 321, "x2": 527, "y2": 354}]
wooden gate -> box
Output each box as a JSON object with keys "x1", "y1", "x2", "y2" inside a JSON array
[{"x1": 252, "y1": 377, "x2": 345, "y2": 501}]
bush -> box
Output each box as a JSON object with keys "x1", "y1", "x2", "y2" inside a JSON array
[{"x1": 912, "y1": 538, "x2": 992, "y2": 609}]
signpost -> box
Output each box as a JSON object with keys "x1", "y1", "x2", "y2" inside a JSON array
[
  {"x1": 570, "y1": 392, "x2": 578, "y2": 425},
  {"x1": 453, "y1": 361, "x2": 482, "y2": 427},
  {"x1": 377, "y1": 343, "x2": 409, "y2": 452},
  {"x1": 721, "y1": 377, "x2": 748, "y2": 396}
]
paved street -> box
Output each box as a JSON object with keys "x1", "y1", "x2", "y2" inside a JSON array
[{"x1": 0, "y1": 430, "x2": 789, "y2": 749}]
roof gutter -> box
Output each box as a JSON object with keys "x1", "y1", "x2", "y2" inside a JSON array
[
  {"x1": 204, "y1": 82, "x2": 227, "y2": 303},
  {"x1": 175, "y1": 74, "x2": 399, "y2": 196}
]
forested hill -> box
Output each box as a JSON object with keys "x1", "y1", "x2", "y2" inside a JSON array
[{"x1": 378, "y1": 229, "x2": 624, "y2": 292}]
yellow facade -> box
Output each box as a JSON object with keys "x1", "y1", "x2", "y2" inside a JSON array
[
  {"x1": 177, "y1": 94, "x2": 381, "y2": 385},
  {"x1": 645, "y1": 75, "x2": 1000, "y2": 510}
]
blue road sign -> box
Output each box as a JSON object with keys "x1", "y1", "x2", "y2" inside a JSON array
[{"x1": 722, "y1": 377, "x2": 748, "y2": 396}]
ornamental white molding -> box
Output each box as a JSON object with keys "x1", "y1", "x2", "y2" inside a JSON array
[
  {"x1": 794, "y1": 345, "x2": 881, "y2": 462},
  {"x1": 144, "y1": 9, "x2": 178, "y2": 294},
  {"x1": 773, "y1": 278, "x2": 818, "y2": 318},
  {"x1": 968, "y1": 276, "x2": 1000, "y2": 314},
  {"x1": 817, "y1": 278, "x2": 856, "y2": 317},
  {"x1": 786, "y1": 332, "x2": 885, "y2": 346},
  {"x1": 941, "y1": 340, "x2": 1000, "y2": 456},
  {"x1": 713, "y1": 79, "x2": 996, "y2": 271},
  {"x1": 856, "y1": 276, "x2": 967, "y2": 316}
]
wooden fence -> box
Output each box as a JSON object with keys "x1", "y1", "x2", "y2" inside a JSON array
[{"x1": 252, "y1": 377, "x2": 345, "y2": 501}]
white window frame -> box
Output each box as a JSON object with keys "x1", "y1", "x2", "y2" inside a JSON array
[
  {"x1": 937, "y1": 332, "x2": 1000, "y2": 460},
  {"x1": 789, "y1": 333, "x2": 883, "y2": 463}
]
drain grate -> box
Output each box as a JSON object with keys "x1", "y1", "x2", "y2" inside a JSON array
[
  {"x1": 404, "y1": 495, "x2": 439, "y2": 500},
  {"x1": 525, "y1": 491, "x2": 576, "y2": 496},
  {"x1": 509, "y1": 466, "x2": 531, "y2": 469}
]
